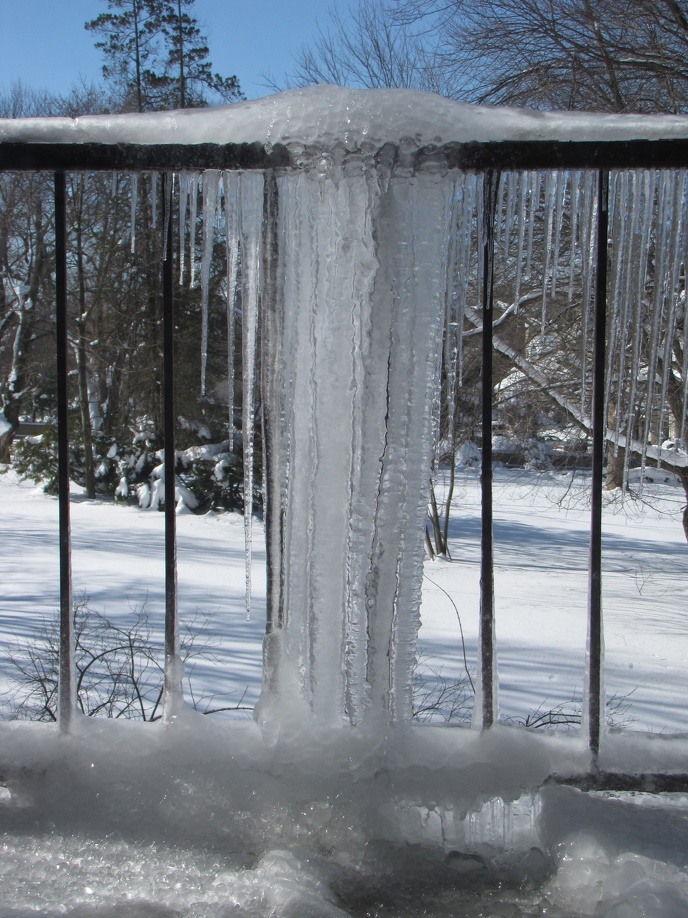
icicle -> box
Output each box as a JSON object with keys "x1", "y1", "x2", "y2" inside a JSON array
[
  {"x1": 568, "y1": 172, "x2": 582, "y2": 304},
  {"x1": 151, "y1": 172, "x2": 159, "y2": 229},
  {"x1": 111, "y1": 171, "x2": 118, "y2": 197},
  {"x1": 455, "y1": 174, "x2": 476, "y2": 385},
  {"x1": 657, "y1": 172, "x2": 684, "y2": 446},
  {"x1": 525, "y1": 171, "x2": 540, "y2": 281},
  {"x1": 578, "y1": 172, "x2": 598, "y2": 418},
  {"x1": 442, "y1": 180, "x2": 461, "y2": 462},
  {"x1": 633, "y1": 171, "x2": 657, "y2": 476},
  {"x1": 503, "y1": 171, "x2": 517, "y2": 263},
  {"x1": 162, "y1": 171, "x2": 173, "y2": 262},
  {"x1": 495, "y1": 171, "x2": 507, "y2": 250},
  {"x1": 680, "y1": 286, "x2": 688, "y2": 445},
  {"x1": 514, "y1": 172, "x2": 527, "y2": 312},
  {"x1": 199, "y1": 170, "x2": 221, "y2": 399},
  {"x1": 541, "y1": 171, "x2": 557, "y2": 334},
  {"x1": 550, "y1": 171, "x2": 566, "y2": 299},
  {"x1": 615, "y1": 172, "x2": 638, "y2": 457},
  {"x1": 240, "y1": 172, "x2": 264, "y2": 621},
  {"x1": 643, "y1": 171, "x2": 673, "y2": 462},
  {"x1": 129, "y1": 173, "x2": 138, "y2": 254},
  {"x1": 620, "y1": 172, "x2": 642, "y2": 486},
  {"x1": 223, "y1": 171, "x2": 240, "y2": 453},
  {"x1": 189, "y1": 172, "x2": 199, "y2": 287},
  {"x1": 680, "y1": 177, "x2": 688, "y2": 444},
  {"x1": 178, "y1": 171, "x2": 191, "y2": 283},
  {"x1": 606, "y1": 171, "x2": 627, "y2": 450}
]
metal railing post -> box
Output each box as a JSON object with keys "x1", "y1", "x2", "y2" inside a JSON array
[
  {"x1": 54, "y1": 170, "x2": 74, "y2": 730},
  {"x1": 478, "y1": 169, "x2": 499, "y2": 730},
  {"x1": 586, "y1": 168, "x2": 609, "y2": 769},
  {"x1": 162, "y1": 172, "x2": 181, "y2": 719}
]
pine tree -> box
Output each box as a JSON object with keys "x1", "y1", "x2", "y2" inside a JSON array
[
  {"x1": 86, "y1": 0, "x2": 164, "y2": 113},
  {"x1": 157, "y1": 0, "x2": 242, "y2": 108},
  {"x1": 86, "y1": 0, "x2": 242, "y2": 112}
]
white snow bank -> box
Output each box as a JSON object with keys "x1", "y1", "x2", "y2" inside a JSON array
[{"x1": 3, "y1": 85, "x2": 688, "y2": 152}]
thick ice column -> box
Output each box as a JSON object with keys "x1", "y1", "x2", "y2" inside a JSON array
[{"x1": 258, "y1": 156, "x2": 450, "y2": 729}]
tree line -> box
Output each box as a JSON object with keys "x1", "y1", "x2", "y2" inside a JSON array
[
  {"x1": 0, "y1": 0, "x2": 246, "y2": 509},
  {"x1": 292, "y1": 0, "x2": 688, "y2": 542}
]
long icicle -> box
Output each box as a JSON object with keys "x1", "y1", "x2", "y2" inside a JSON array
[
  {"x1": 240, "y1": 172, "x2": 264, "y2": 621},
  {"x1": 199, "y1": 170, "x2": 221, "y2": 399},
  {"x1": 224, "y1": 171, "x2": 240, "y2": 453}
]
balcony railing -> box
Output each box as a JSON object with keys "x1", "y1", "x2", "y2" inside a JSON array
[{"x1": 1, "y1": 89, "x2": 687, "y2": 791}]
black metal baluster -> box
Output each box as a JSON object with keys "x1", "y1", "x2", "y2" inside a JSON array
[
  {"x1": 479, "y1": 170, "x2": 499, "y2": 730},
  {"x1": 55, "y1": 171, "x2": 74, "y2": 730},
  {"x1": 587, "y1": 169, "x2": 609, "y2": 770},
  {"x1": 162, "y1": 171, "x2": 181, "y2": 718}
]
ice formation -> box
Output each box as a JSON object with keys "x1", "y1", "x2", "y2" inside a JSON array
[
  {"x1": 3, "y1": 86, "x2": 688, "y2": 915},
  {"x1": 3, "y1": 84, "x2": 688, "y2": 728}
]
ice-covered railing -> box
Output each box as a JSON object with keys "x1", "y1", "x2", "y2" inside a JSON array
[{"x1": 2, "y1": 86, "x2": 688, "y2": 790}]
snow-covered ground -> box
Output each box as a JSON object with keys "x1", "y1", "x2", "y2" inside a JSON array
[
  {"x1": 1, "y1": 465, "x2": 688, "y2": 917},
  {"x1": 1, "y1": 465, "x2": 686, "y2": 731}
]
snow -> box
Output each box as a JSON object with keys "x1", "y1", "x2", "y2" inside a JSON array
[
  {"x1": 4, "y1": 85, "x2": 688, "y2": 153},
  {"x1": 1, "y1": 469, "x2": 688, "y2": 914}
]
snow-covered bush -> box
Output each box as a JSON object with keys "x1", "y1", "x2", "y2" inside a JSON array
[{"x1": 9, "y1": 422, "x2": 251, "y2": 514}]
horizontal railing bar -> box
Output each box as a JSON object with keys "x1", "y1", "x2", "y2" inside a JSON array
[
  {"x1": 0, "y1": 142, "x2": 290, "y2": 171},
  {"x1": 2, "y1": 138, "x2": 688, "y2": 172},
  {"x1": 551, "y1": 772, "x2": 688, "y2": 793}
]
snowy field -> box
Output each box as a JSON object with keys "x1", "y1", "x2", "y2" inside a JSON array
[
  {"x1": 0, "y1": 464, "x2": 687, "y2": 730},
  {"x1": 2, "y1": 466, "x2": 688, "y2": 918}
]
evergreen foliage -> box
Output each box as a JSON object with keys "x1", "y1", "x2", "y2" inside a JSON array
[{"x1": 86, "y1": 0, "x2": 242, "y2": 112}]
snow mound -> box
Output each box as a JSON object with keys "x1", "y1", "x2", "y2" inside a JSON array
[{"x1": 3, "y1": 85, "x2": 688, "y2": 153}]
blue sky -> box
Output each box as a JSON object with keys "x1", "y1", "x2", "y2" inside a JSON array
[{"x1": 0, "y1": 0, "x2": 346, "y2": 101}]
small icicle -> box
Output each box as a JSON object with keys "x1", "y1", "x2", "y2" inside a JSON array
[
  {"x1": 550, "y1": 171, "x2": 566, "y2": 298},
  {"x1": 541, "y1": 171, "x2": 557, "y2": 334},
  {"x1": 503, "y1": 171, "x2": 518, "y2": 263},
  {"x1": 568, "y1": 172, "x2": 582, "y2": 304},
  {"x1": 178, "y1": 171, "x2": 191, "y2": 283},
  {"x1": 525, "y1": 170, "x2": 540, "y2": 280},
  {"x1": 456, "y1": 174, "x2": 476, "y2": 385},
  {"x1": 162, "y1": 171, "x2": 173, "y2": 262},
  {"x1": 199, "y1": 170, "x2": 221, "y2": 399},
  {"x1": 240, "y1": 172, "x2": 265, "y2": 621},
  {"x1": 189, "y1": 172, "x2": 199, "y2": 287},
  {"x1": 130, "y1": 173, "x2": 139, "y2": 254},
  {"x1": 151, "y1": 172, "x2": 159, "y2": 229},
  {"x1": 514, "y1": 172, "x2": 527, "y2": 312},
  {"x1": 495, "y1": 171, "x2": 507, "y2": 250}
]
